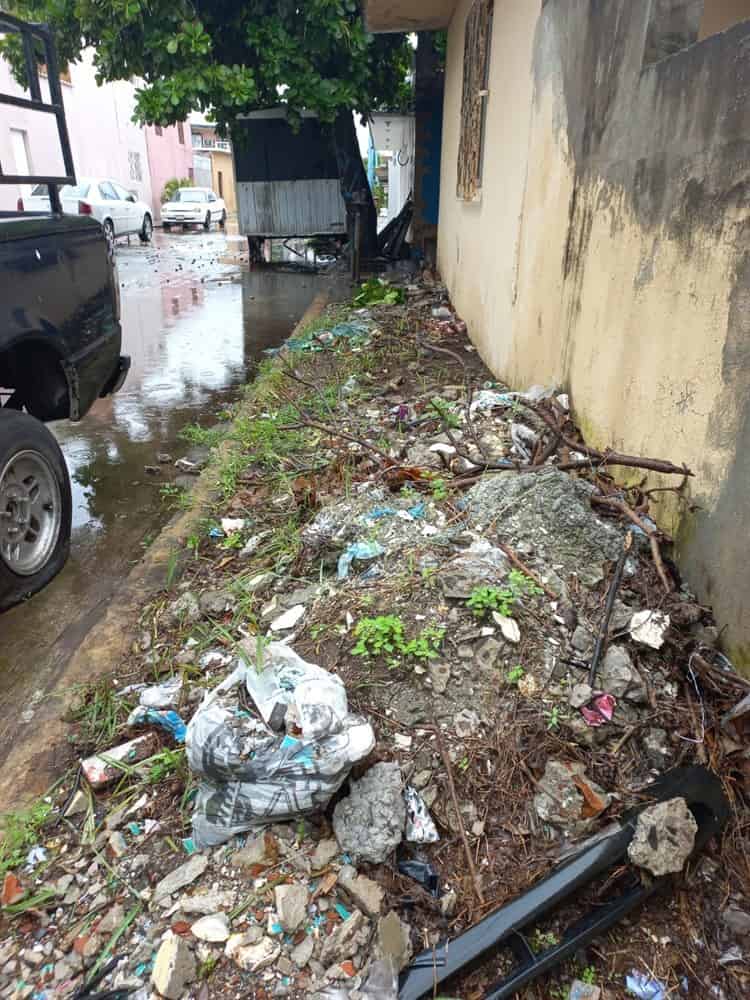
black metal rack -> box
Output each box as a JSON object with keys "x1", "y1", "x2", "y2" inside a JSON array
[{"x1": 0, "y1": 9, "x2": 75, "y2": 213}]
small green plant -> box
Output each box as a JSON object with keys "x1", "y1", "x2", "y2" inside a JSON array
[
  {"x1": 467, "y1": 571, "x2": 543, "y2": 619},
  {"x1": 580, "y1": 966, "x2": 597, "y2": 986},
  {"x1": 403, "y1": 625, "x2": 445, "y2": 661},
  {"x1": 0, "y1": 801, "x2": 52, "y2": 876},
  {"x1": 186, "y1": 533, "x2": 200, "y2": 558},
  {"x1": 530, "y1": 928, "x2": 559, "y2": 953},
  {"x1": 545, "y1": 706, "x2": 562, "y2": 730},
  {"x1": 353, "y1": 278, "x2": 405, "y2": 307},
  {"x1": 68, "y1": 681, "x2": 133, "y2": 748},
  {"x1": 429, "y1": 396, "x2": 461, "y2": 429},
  {"x1": 198, "y1": 953, "x2": 218, "y2": 980},
  {"x1": 506, "y1": 664, "x2": 525, "y2": 685},
  {"x1": 162, "y1": 176, "x2": 192, "y2": 203},
  {"x1": 430, "y1": 476, "x2": 448, "y2": 501},
  {"x1": 160, "y1": 483, "x2": 189, "y2": 510},
  {"x1": 178, "y1": 422, "x2": 225, "y2": 447},
  {"x1": 147, "y1": 747, "x2": 186, "y2": 784},
  {"x1": 352, "y1": 615, "x2": 406, "y2": 659}
]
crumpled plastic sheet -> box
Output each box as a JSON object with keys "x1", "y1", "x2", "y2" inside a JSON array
[
  {"x1": 139, "y1": 676, "x2": 183, "y2": 709},
  {"x1": 580, "y1": 692, "x2": 616, "y2": 727},
  {"x1": 404, "y1": 786, "x2": 439, "y2": 843},
  {"x1": 128, "y1": 706, "x2": 187, "y2": 743},
  {"x1": 338, "y1": 540, "x2": 385, "y2": 580},
  {"x1": 186, "y1": 642, "x2": 375, "y2": 848},
  {"x1": 267, "y1": 319, "x2": 373, "y2": 354},
  {"x1": 625, "y1": 971, "x2": 667, "y2": 1000},
  {"x1": 510, "y1": 422, "x2": 539, "y2": 463}
]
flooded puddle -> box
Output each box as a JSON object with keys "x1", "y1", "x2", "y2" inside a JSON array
[{"x1": 0, "y1": 231, "x2": 342, "y2": 752}]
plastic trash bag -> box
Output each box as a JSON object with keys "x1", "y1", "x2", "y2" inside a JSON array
[
  {"x1": 404, "y1": 786, "x2": 439, "y2": 843},
  {"x1": 139, "y1": 676, "x2": 183, "y2": 709},
  {"x1": 315, "y1": 959, "x2": 398, "y2": 999},
  {"x1": 186, "y1": 642, "x2": 375, "y2": 849}
]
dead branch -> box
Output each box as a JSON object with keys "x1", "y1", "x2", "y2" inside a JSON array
[
  {"x1": 279, "y1": 363, "x2": 336, "y2": 419},
  {"x1": 495, "y1": 540, "x2": 559, "y2": 601},
  {"x1": 432, "y1": 719, "x2": 485, "y2": 907},
  {"x1": 590, "y1": 495, "x2": 672, "y2": 593}
]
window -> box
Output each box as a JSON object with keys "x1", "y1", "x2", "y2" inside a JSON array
[
  {"x1": 173, "y1": 189, "x2": 207, "y2": 202},
  {"x1": 177, "y1": 122, "x2": 185, "y2": 144},
  {"x1": 217, "y1": 171, "x2": 223, "y2": 198},
  {"x1": 155, "y1": 125, "x2": 163, "y2": 137},
  {"x1": 456, "y1": 0, "x2": 493, "y2": 200},
  {"x1": 112, "y1": 182, "x2": 133, "y2": 201},
  {"x1": 99, "y1": 181, "x2": 118, "y2": 200},
  {"x1": 188, "y1": 167, "x2": 195, "y2": 181},
  {"x1": 128, "y1": 150, "x2": 142, "y2": 182}
]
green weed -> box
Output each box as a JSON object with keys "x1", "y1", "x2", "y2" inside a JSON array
[
  {"x1": 68, "y1": 681, "x2": 133, "y2": 748},
  {"x1": 178, "y1": 423, "x2": 225, "y2": 447},
  {"x1": 506, "y1": 664, "x2": 525, "y2": 685},
  {"x1": 466, "y1": 570, "x2": 543, "y2": 619},
  {"x1": 353, "y1": 278, "x2": 405, "y2": 307},
  {"x1": 352, "y1": 616, "x2": 444, "y2": 667},
  {"x1": 0, "y1": 801, "x2": 52, "y2": 876},
  {"x1": 429, "y1": 396, "x2": 461, "y2": 429},
  {"x1": 530, "y1": 928, "x2": 559, "y2": 953}
]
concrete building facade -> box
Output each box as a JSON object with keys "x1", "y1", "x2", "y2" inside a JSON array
[
  {"x1": 144, "y1": 122, "x2": 194, "y2": 218},
  {"x1": 364, "y1": 0, "x2": 750, "y2": 667}
]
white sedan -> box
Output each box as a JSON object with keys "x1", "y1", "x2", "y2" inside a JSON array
[
  {"x1": 161, "y1": 187, "x2": 226, "y2": 231},
  {"x1": 20, "y1": 177, "x2": 154, "y2": 244}
]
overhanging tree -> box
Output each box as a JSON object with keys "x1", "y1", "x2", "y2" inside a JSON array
[{"x1": 3, "y1": 0, "x2": 412, "y2": 254}]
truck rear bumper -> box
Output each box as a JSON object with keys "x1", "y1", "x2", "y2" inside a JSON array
[{"x1": 100, "y1": 354, "x2": 131, "y2": 397}]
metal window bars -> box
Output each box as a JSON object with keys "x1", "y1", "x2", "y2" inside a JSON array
[{"x1": 0, "y1": 10, "x2": 76, "y2": 213}]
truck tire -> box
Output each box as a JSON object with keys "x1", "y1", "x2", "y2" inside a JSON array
[{"x1": 0, "y1": 411, "x2": 72, "y2": 612}]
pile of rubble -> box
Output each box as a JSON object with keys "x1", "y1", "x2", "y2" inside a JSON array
[{"x1": 1, "y1": 276, "x2": 749, "y2": 1000}]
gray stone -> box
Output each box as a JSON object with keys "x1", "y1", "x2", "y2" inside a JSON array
[
  {"x1": 628, "y1": 798, "x2": 698, "y2": 876},
  {"x1": 534, "y1": 760, "x2": 611, "y2": 836},
  {"x1": 98, "y1": 903, "x2": 125, "y2": 935},
  {"x1": 63, "y1": 789, "x2": 88, "y2": 818},
  {"x1": 290, "y1": 934, "x2": 315, "y2": 968},
  {"x1": 153, "y1": 854, "x2": 209, "y2": 904},
  {"x1": 311, "y1": 838, "x2": 339, "y2": 869},
  {"x1": 571, "y1": 626, "x2": 595, "y2": 656},
  {"x1": 569, "y1": 683, "x2": 593, "y2": 709},
  {"x1": 338, "y1": 865, "x2": 384, "y2": 916},
  {"x1": 244, "y1": 572, "x2": 274, "y2": 595},
  {"x1": 54, "y1": 958, "x2": 75, "y2": 983},
  {"x1": 167, "y1": 591, "x2": 201, "y2": 625},
  {"x1": 277, "y1": 955, "x2": 295, "y2": 977},
  {"x1": 412, "y1": 769, "x2": 432, "y2": 790},
  {"x1": 463, "y1": 470, "x2": 626, "y2": 585},
  {"x1": 198, "y1": 588, "x2": 236, "y2": 617},
  {"x1": 569, "y1": 981, "x2": 602, "y2": 1000},
  {"x1": 151, "y1": 934, "x2": 196, "y2": 999},
  {"x1": 454, "y1": 708, "x2": 481, "y2": 738},
  {"x1": 440, "y1": 890, "x2": 458, "y2": 917},
  {"x1": 376, "y1": 911, "x2": 412, "y2": 973},
  {"x1": 722, "y1": 904, "x2": 750, "y2": 939},
  {"x1": 274, "y1": 883, "x2": 308, "y2": 932},
  {"x1": 228, "y1": 936, "x2": 280, "y2": 972},
  {"x1": 232, "y1": 835, "x2": 269, "y2": 869},
  {"x1": 319, "y1": 909, "x2": 370, "y2": 966},
  {"x1": 643, "y1": 728, "x2": 671, "y2": 768},
  {"x1": 191, "y1": 913, "x2": 230, "y2": 942},
  {"x1": 179, "y1": 889, "x2": 234, "y2": 915},
  {"x1": 333, "y1": 762, "x2": 405, "y2": 864},
  {"x1": 439, "y1": 541, "x2": 509, "y2": 599},
  {"x1": 599, "y1": 646, "x2": 646, "y2": 702},
  {"x1": 429, "y1": 661, "x2": 451, "y2": 694},
  {"x1": 475, "y1": 637, "x2": 504, "y2": 673}
]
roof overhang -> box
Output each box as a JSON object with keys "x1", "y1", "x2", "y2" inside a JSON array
[{"x1": 362, "y1": 0, "x2": 457, "y2": 33}]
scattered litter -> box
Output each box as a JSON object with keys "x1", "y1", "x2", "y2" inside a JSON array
[
  {"x1": 81, "y1": 734, "x2": 159, "y2": 789},
  {"x1": 510, "y1": 422, "x2": 539, "y2": 462},
  {"x1": 127, "y1": 706, "x2": 187, "y2": 743},
  {"x1": 404, "y1": 786, "x2": 440, "y2": 843},
  {"x1": 269, "y1": 604, "x2": 306, "y2": 631},
  {"x1": 625, "y1": 970, "x2": 666, "y2": 1000},
  {"x1": 207, "y1": 525, "x2": 224, "y2": 539},
  {"x1": 198, "y1": 648, "x2": 233, "y2": 672},
  {"x1": 398, "y1": 859, "x2": 440, "y2": 897},
  {"x1": 338, "y1": 539, "x2": 385, "y2": 580},
  {"x1": 24, "y1": 846, "x2": 46, "y2": 869},
  {"x1": 139, "y1": 676, "x2": 183, "y2": 709},
  {"x1": 221, "y1": 517, "x2": 245, "y2": 534},
  {"x1": 491, "y1": 612, "x2": 520, "y2": 643},
  {"x1": 629, "y1": 610, "x2": 670, "y2": 649},
  {"x1": 581, "y1": 692, "x2": 616, "y2": 727},
  {"x1": 469, "y1": 389, "x2": 517, "y2": 417}
]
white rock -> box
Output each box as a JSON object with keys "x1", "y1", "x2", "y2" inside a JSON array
[
  {"x1": 153, "y1": 854, "x2": 209, "y2": 904},
  {"x1": 629, "y1": 610, "x2": 670, "y2": 649},
  {"x1": 274, "y1": 883, "x2": 308, "y2": 932},
  {"x1": 492, "y1": 612, "x2": 521, "y2": 643},
  {"x1": 290, "y1": 934, "x2": 314, "y2": 968},
  {"x1": 151, "y1": 933, "x2": 196, "y2": 999},
  {"x1": 230, "y1": 936, "x2": 280, "y2": 972},
  {"x1": 269, "y1": 605, "x2": 306, "y2": 632},
  {"x1": 191, "y1": 913, "x2": 230, "y2": 943},
  {"x1": 221, "y1": 517, "x2": 245, "y2": 534}
]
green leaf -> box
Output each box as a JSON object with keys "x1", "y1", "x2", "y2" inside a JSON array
[{"x1": 166, "y1": 38, "x2": 178, "y2": 54}]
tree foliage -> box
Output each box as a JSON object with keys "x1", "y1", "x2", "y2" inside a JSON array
[{"x1": 2, "y1": 0, "x2": 412, "y2": 128}]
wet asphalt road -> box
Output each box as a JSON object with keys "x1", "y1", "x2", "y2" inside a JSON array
[{"x1": 0, "y1": 229, "x2": 339, "y2": 759}]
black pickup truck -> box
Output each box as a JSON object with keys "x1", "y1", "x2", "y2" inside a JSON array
[{"x1": 0, "y1": 12, "x2": 128, "y2": 610}]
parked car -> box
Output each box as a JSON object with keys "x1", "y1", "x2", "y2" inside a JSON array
[
  {"x1": 19, "y1": 177, "x2": 154, "y2": 246},
  {"x1": 161, "y1": 187, "x2": 227, "y2": 231},
  {"x1": 1, "y1": 11, "x2": 129, "y2": 611}
]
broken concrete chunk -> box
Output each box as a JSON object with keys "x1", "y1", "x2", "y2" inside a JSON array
[
  {"x1": 270, "y1": 604, "x2": 306, "y2": 632},
  {"x1": 333, "y1": 762, "x2": 405, "y2": 864},
  {"x1": 290, "y1": 934, "x2": 315, "y2": 968},
  {"x1": 439, "y1": 540, "x2": 509, "y2": 599},
  {"x1": 571, "y1": 625, "x2": 595, "y2": 656},
  {"x1": 199, "y1": 588, "x2": 236, "y2": 617},
  {"x1": 180, "y1": 889, "x2": 234, "y2": 915},
  {"x1": 376, "y1": 911, "x2": 413, "y2": 973},
  {"x1": 231, "y1": 834, "x2": 270, "y2": 869},
  {"x1": 428, "y1": 660, "x2": 451, "y2": 693},
  {"x1": 151, "y1": 933, "x2": 196, "y2": 1000},
  {"x1": 599, "y1": 645, "x2": 645, "y2": 702},
  {"x1": 153, "y1": 854, "x2": 209, "y2": 904},
  {"x1": 319, "y1": 909, "x2": 370, "y2": 966},
  {"x1": 311, "y1": 838, "x2": 339, "y2": 869},
  {"x1": 569, "y1": 683, "x2": 593, "y2": 709},
  {"x1": 630, "y1": 610, "x2": 670, "y2": 649},
  {"x1": 63, "y1": 789, "x2": 88, "y2": 818},
  {"x1": 628, "y1": 797, "x2": 698, "y2": 876},
  {"x1": 230, "y1": 936, "x2": 281, "y2": 972},
  {"x1": 492, "y1": 613, "x2": 520, "y2": 643},
  {"x1": 454, "y1": 708, "x2": 481, "y2": 738},
  {"x1": 722, "y1": 904, "x2": 750, "y2": 939},
  {"x1": 82, "y1": 734, "x2": 159, "y2": 790},
  {"x1": 191, "y1": 913, "x2": 230, "y2": 942},
  {"x1": 166, "y1": 591, "x2": 201, "y2": 624},
  {"x1": 274, "y1": 883, "x2": 308, "y2": 932},
  {"x1": 533, "y1": 760, "x2": 611, "y2": 837},
  {"x1": 338, "y1": 865, "x2": 384, "y2": 917}
]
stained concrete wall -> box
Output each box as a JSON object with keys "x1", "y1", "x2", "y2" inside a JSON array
[{"x1": 437, "y1": 0, "x2": 750, "y2": 666}]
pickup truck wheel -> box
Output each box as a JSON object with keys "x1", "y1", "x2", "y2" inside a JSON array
[
  {"x1": 203, "y1": 212, "x2": 211, "y2": 231},
  {"x1": 0, "y1": 412, "x2": 71, "y2": 611},
  {"x1": 139, "y1": 214, "x2": 153, "y2": 243},
  {"x1": 102, "y1": 218, "x2": 115, "y2": 255},
  {"x1": 163, "y1": 223, "x2": 171, "y2": 232}
]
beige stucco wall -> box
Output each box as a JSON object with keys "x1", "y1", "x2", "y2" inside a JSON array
[{"x1": 437, "y1": 0, "x2": 750, "y2": 665}]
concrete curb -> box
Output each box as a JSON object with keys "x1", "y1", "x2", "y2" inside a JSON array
[{"x1": 0, "y1": 290, "x2": 332, "y2": 811}]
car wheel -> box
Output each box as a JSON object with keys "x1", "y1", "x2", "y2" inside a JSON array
[
  {"x1": 204, "y1": 212, "x2": 211, "y2": 231},
  {"x1": 0, "y1": 410, "x2": 72, "y2": 612},
  {"x1": 163, "y1": 222, "x2": 171, "y2": 232},
  {"x1": 139, "y1": 213, "x2": 153, "y2": 243},
  {"x1": 102, "y1": 218, "x2": 115, "y2": 255},
  {"x1": 219, "y1": 210, "x2": 227, "y2": 229}
]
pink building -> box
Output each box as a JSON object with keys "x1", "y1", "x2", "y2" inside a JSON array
[{"x1": 144, "y1": 123, "x2": 194, "y2": 220}]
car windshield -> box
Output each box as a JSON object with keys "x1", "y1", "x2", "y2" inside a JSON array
[
  {"x1": 31, "y1": 182, "x2": 90, "y2": 198},
  {"x1": 172, "y1": 189, "x2": 207, "y2": 203}
]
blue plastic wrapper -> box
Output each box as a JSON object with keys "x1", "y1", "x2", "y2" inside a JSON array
[
  {"x1": 128, "y1": 706, "x2": 187, "y2": 743},
  {"x1": 337, "y1": 539, "x2": 385, "y2": 579},
  {"x1": 625, "y1": 971, "x2": 666, "y2": 1000}
]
